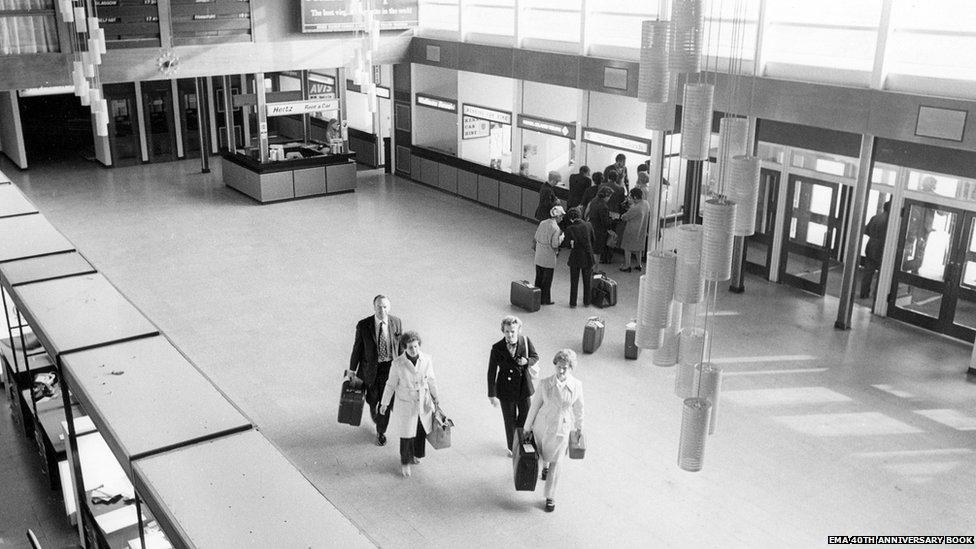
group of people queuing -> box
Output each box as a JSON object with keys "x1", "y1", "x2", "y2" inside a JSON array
[
  {"x1": 348, "y1": 296, "x2": 584, "y2": 513},
  {"x1": 532, "y1": 153, "x2": 663, "y2": 307}
]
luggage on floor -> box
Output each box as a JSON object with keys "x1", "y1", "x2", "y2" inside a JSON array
[
  {"x1": 582, "y1": 316, "x2": 605, "y2": 354},
  {"x1": 513, "y1": 427, "x2": 539, "y2": 491},
  {"x1": 591, "y1": 272, "x2": 618, "y2": 308},
  {"x1": 625, "y1": 320, "x2": 640, "y2": 359},
  {"x1": 510, "y1": 280, "x2": 541, "y2": 312},
  {"x1": 338, "y1": 378, "x2": 365, "y2": 426},
  {"x1": 568, "y1": 430, "x2": 586, "y2": 460},
  {"x1": 426, "y1": 407, "x2": 455, "y2": 450}
]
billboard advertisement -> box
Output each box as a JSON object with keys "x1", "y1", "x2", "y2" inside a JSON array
[{"x1": 302, "y1": 0, "x2": 419, "y2": 32}]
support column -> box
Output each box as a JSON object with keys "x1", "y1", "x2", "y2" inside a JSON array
[
  {"x1": 195, "y1": 77, "x2": 210, "y2": 173},
  {"x1": 222, "y1": 75, "x2": 233, "y2": 151},
  {"x1": 684, "y1": 160, "x2": 704, "y2": 222},
  {"x1": 835, "y1": 134, "x2": 876, "y2": 330},
  {"x1": 729, "y1": 238, "x2": 745, "y2": 293},
  {"x1": 648, "y1": 129, "x2": 665, "y2": 245},
  {"x1": 301, "y1": 69, "x2": 311, "y2": 144},
  {"x1": 255, "y1": 72, "x2": 269, "y2": 164}
]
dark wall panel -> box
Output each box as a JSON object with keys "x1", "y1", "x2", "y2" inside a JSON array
[
  {"x1": 579, "y1": 57, "x2": 639, "y2": 98},
  {"x1": 458, "y1": 43, "x2": 514, "y2": 78},
  {"x1": 757, "y1": 119, "x2": 862, "y2": 158},
  {"x1": 875, "y1": 138, "x2": 976, "y2": 180},
  {"x1": 410, "y1": 38, "x2": 459, "y2": 70},
  {"x1": 514, "y1": 50, "x2": 579, "y2": 89}
]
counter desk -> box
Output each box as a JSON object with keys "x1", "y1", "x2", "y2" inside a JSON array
[{"x1": 221, "y1": 147, "x2": 357, "y2": 204}]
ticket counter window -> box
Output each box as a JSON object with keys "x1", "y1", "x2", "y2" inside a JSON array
[
  {"x1": 461, "y1": 116, "x2": 511, "y2": 171},
  {"x1": 520, "y1": 130, "x2": 574, "y2": 186}
]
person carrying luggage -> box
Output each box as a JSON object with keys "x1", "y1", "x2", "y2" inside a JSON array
[
  {"x1": 487, "y1": 316, "x2": 541, "y2": 456},
  {"x1": 348, "y1": 295, "x2": 404, "y2": 447},
  {"x1": 524, "y1": 349, "x2": 584, "y2": 513}
]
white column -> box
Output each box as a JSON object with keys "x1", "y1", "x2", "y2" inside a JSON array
[{"x1": 133, "y1": 81, "x2": 149, "y2": 162}]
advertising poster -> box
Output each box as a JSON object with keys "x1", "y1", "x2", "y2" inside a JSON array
[{"x1": 302, "y1": 0, "x2": 419, "y2": 32}]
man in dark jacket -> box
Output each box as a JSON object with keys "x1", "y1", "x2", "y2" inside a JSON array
[
  {"x1": 580, "y1": 172, "x2": 604, "y2": 216},
  {"x1": 860, "y1": 201, "x2": 890, "y2": 299},
  {"x1": 567, "y1": 166, "x2": 592, "y2": 210},
  {"x1": 564, "y1": 207, "x2": 597, "y2": 307},
  {"x1": 535, "y1": 171, "x2": 561, "y2": 221},
  {"x1": 604, "y1": 153, "x2": 629, "y2": 191},
  {"x1": 349, "y1": 295, "x2": 403, "y2": 446},
  {"x1": 586, "y1": 187, "x2": 614, "y2": 264}
]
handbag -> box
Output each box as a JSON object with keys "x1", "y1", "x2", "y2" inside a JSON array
[
  {"x1": 568, "y1": 430, "x2": 586, "y2": 459},
  {"x1": 426, "y1": 407, "x2": 454, "y2": 450}
]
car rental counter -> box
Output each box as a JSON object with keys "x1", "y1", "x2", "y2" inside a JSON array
[{"x1": 221, "y1": 142, "x2": 357, "y2": 204}]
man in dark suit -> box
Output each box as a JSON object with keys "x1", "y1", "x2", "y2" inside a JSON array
[
  {"x1": 564, "y1": 207, "x2": 597, "y2": 307},
  {"x1": 604, "y1": 153, "x2": 629, "y2": 191},
  {"x1": 487, "y1": 316, "x2": 540, "y2": 455},
  {"x1": 349, "y1": 295, "x2": 403, "y2": 446},
  {"x1": 567, "y1": 166, "x2": 592, "y2": 210}
]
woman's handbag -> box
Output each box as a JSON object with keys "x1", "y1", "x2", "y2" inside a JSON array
[
  {"x1": 568, "y1": 430, "x2": 586, "y2": 459},
  {"x1": 426, "y1": 407, "x2": 454, "y2": 449}
]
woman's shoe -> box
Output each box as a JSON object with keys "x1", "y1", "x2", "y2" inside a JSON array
[
  {"x1": 507, "y1": 449, "x2": 513, "y2": 457},
  {"x1": 619, "y1": 267, "x2": 632, "y2": 272},
  {"x1": 401, "y1": 464, "x2": 411, "y2": 477},
  {"x1": 541, "y1": 466, "x2": 549, "y2": 481},
  {"x1": 635, "y1": 264, "x2": 642, "y2": 271},
  {"x1": 411, "y1": 457, "x2": 421, "y2": 464},
  {"x1": 545, "y1": 499, "x2": 555, "y2": 512}
]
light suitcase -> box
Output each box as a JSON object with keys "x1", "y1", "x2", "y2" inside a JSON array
[
  {"x1": 582, "y1": 316, "x2": 605, "y2": 354},
  {"x1": 337, "y1": 379, "x2": 365, "y2": 426},
  {"x1": 625, "y1": 320, "x2": 640, "y2": 359},
  {"x1": 568, "y1": 431, "x2": 586, "y2": 460},
  {"x1": 591, "y1": 272, "x2": 618, "y2": 308},
  {"x1": 510, "y1": 280, "x2": 541, "y2": 312},
  {"x1": 512, "y1": 428, "x2": 539, "y2": 491}
]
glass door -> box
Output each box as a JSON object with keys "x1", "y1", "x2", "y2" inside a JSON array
[
  {"x1": 778, "y1": 174, "x2": 848, "y2": 296},
  {"x1": 744, "y1": 167, "x2": 780, "y2": 277},
  {"x1": 104, "y1": 84, "x2": 141, "y2": 166},
  {"x1": 888, "y1": 200, "x2": 976, "y2": 342},
  {"x1": 141, "y1": 81, "x2": 177, "y2": 162},
  {"x1": 177, "y1": 78, "x2": 200, "y2": 158}
]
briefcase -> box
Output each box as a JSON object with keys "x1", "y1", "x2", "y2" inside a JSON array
[
  {"x1": 582, "y1": 316, "x2": 605, "y2": 354},
  {"x1": 625, "y1": 320, "x2": 640, "y2": 359},
  {"x1": 591, "y1": 272, "x2": 618, "y2": 308},
  {"x1": 426, "y1": 408, "x2": 454, "y2": 450},
  {"x1": 568, "y1": 431, "x2": 586, "y2": 460},
  {"x1": 510, "y1": 280, "x2": 541, "y2": 312},
  {"x1": 337, "y1": 379, "x2": 365, "y2": 426},
  {"x1": 512, "y1": 428, "x2": 539, "y2": 491}
]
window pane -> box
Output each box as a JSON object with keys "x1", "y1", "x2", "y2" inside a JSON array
[
  {"x1": 765, "y1": 0, "x2": 882, "y2": 27},
  {"x1": 419, "y1": 2, "x2": 459, "y2": 31},
  {"x1": 464, "y1": 5, "x2": 514, "y2": 36},
  {"x1": 522, "y1": 9, "x2": 581, "y2": 43},
  {"x1": 765, "y1": 26, "x2": 877, "y2": 71}
]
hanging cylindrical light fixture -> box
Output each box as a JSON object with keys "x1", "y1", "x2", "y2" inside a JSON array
[
  {"x1": 701, "y1": 198, "x2": 737, "y2": 281},
  {"x1": 697, "y1": 362, "x2": 723, "y2": 435},
  {"x1": 653, "y1": 302, "x2": 682, "y2": 367},
  {"x1": 678, "y1": 397, "x2": 711, "y2": 472},
  {"x1": 716, "y1": 117, "x2": 749, "y2": 187},
  {"x1": 645, "y1": 101, "x2": 675, "y2": 131},
  {"x1": 669, "y1": 0, "x2": 704, "y2": 74},
  {"x1": 674, "y1": 224, "x2": 704, "y2": 303},
  {"x1": 644, "y1": 250, "x2": 676, "y2": 331},
  {"x1": 639, "y1": 21, "x2": 671, "y2": 103},
  {"x1": 635, "y1": 275, "x2": 663, "y2": 349},
  {"x1": 679, "y1": 83, "x2": 714, "y2": 161},
  {"x1": 727, "y1": 155, "x2": 762, "y2": 236},
  {"x1": 675, "y1": 328, "x2": 705, "y2": 397}
]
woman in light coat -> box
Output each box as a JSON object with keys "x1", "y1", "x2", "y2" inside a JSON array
[
  {"x1": 525, "y1": 349, "x2": 584, "y2": 513},
  {"x1": 379, "y1": 331, "x2": 441, "y2": 477},
  {"x1": 534, "y1": 205, "x2": 565, "y2": 305},
  {"x1": 618, "y1": 188, "x2": 650, "y2": 272}
]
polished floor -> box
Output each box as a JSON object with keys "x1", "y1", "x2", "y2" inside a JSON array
[{"x1": 3, "y1": 155, "x2": 976, "y2": 548}]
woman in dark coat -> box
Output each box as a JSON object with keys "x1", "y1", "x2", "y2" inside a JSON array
[
  {"x1": 563, "y1": 207, "x2": 596, "y2": 308},
  {"x1": 586, "y1": 187, "x2": 613, "y2": 265},
  {"x1": 487, "y1": 316, "x2": 540, "y2": 456}
]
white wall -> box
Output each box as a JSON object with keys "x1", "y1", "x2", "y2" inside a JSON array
[
  {"x1": 413, "y1": 64, "x2": 459, "y2": 155},
  {"x1": 0, "y1": 91, "x2": 27, "y2": 169},
  {"x1": 459, "y1": 72, "x2": 515, "y2": 170},
  {"x1": 585, "y1": 91, "x2": 654, "y2": 184}
]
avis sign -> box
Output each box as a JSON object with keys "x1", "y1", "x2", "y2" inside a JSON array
[{"x1": 266, "y1": 99, "x2": 340, "y2": 117}]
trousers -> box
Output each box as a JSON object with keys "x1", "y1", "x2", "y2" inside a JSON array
[
  {"x1": 399, "y1": 418, "x2": 427, "y2": 464},
  {"x1": 569, "y1": 265, "x2": 593, "y2": 306},
  {"x1": 534, "y1": 266, "x2": 554, "y2": 304},
  {"x1": 500, "y1": 397, "x2": 531, "y2": 450},
  {"x1": 365, "y1": 361, "x2": 393, "y2": 435}
]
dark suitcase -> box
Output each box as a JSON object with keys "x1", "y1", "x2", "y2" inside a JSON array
[
  {"x1": 338, "y1": 379, "x2": 365, "y2": 426},
  {"x1": 512, "y1": 428, "x2": 539, "y2": 491},
  {"x1": 625, "y1": 320, "x2": 640, "y2": 359},
  {"x1": 510, "y1": 280, "x2": 541, "y2": 312},
  {"x1": 582, "y1": 316, "x2": 605, "y2": 354},
  {"x1": 591, "y1": 272, "x2": 618, "y2": 308}
]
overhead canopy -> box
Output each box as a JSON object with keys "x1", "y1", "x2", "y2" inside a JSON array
[
  {"x1": 0, "y1": 185, "x2": 38, "y2": 219},
  {"x1": 132, "y1": 430, "x2": 374, "y2": 549},
  {"x1": 0, "y1": 251, "x2": 95, "y2": 292},
  {"x1": 9, "y1": 274, "x2": 158, "y2": 359},
  {"x1": 0, "y1": 214, "x2": 75, "y2": 264},
  {"x1": 60, "y1": 336, "x2": 252, "y2": 476}
]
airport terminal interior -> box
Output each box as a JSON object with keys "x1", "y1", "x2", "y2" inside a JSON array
[{"x1": 0, "y1": 1, "x2": 975, "y2": 548}]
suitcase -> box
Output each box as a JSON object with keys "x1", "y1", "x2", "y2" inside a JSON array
[
  {"x1": 512, "y1": 427, "x2": 539, "y2": 491},
  {"x1": 337, "y1": 379, "x2": 365, "y2": 426},
  {"x1": 591, "y1": 272, "x2": 618, "y2": 308},
  {"x1": 568, "y1": 430, "x2": 586, "y2": 460},
  {"x1": 582, "y1": 316, "x2": 605, "y2": 354},
  {"x1": 510, "y1": 280, "x2": 541, "y2": 312},
  {"x1": 625, "y1": 320, "x2": 640, "y2": 359}
]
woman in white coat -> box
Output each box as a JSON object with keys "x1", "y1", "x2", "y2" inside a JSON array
[
  {"x1": 524, "y1": 349, "x2": 584, "y2": 513},
  {"x1": 379, "y1": 331, "x2": 441, "y2": 477}
]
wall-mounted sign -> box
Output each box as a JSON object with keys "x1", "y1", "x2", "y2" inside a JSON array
[
  {"x1": 267, "y1": 99, "x2": 340, "y2": 117},
  {"x1": 463, "y1": 104, "x2": 512, "y2": 125},
  {"x1": 517, "y1": 115, "x2": 576, "y2": 140},
  {"x1": 301, "y1": 0, "x2": 418, "y2": 32},
  {"x1": 346, "y1": 80, "x2": 391, "y2": 99},
  {"x1": 915, "y1": 105, "x2": 967, "y2": 142},
  {"x1": 415, "y1": 94, "x2": 457, "y2": 113},
  {"x1": 462, "y1": 117, "x2": 491, "y2": 140},
  {"x1": 581, "y1": 127, "x2": 651, "y2": 155}
]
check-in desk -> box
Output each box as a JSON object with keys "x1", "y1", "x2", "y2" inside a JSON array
[{"x1": 221, "y1": 144, "x2": 357, "y2": 203}]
